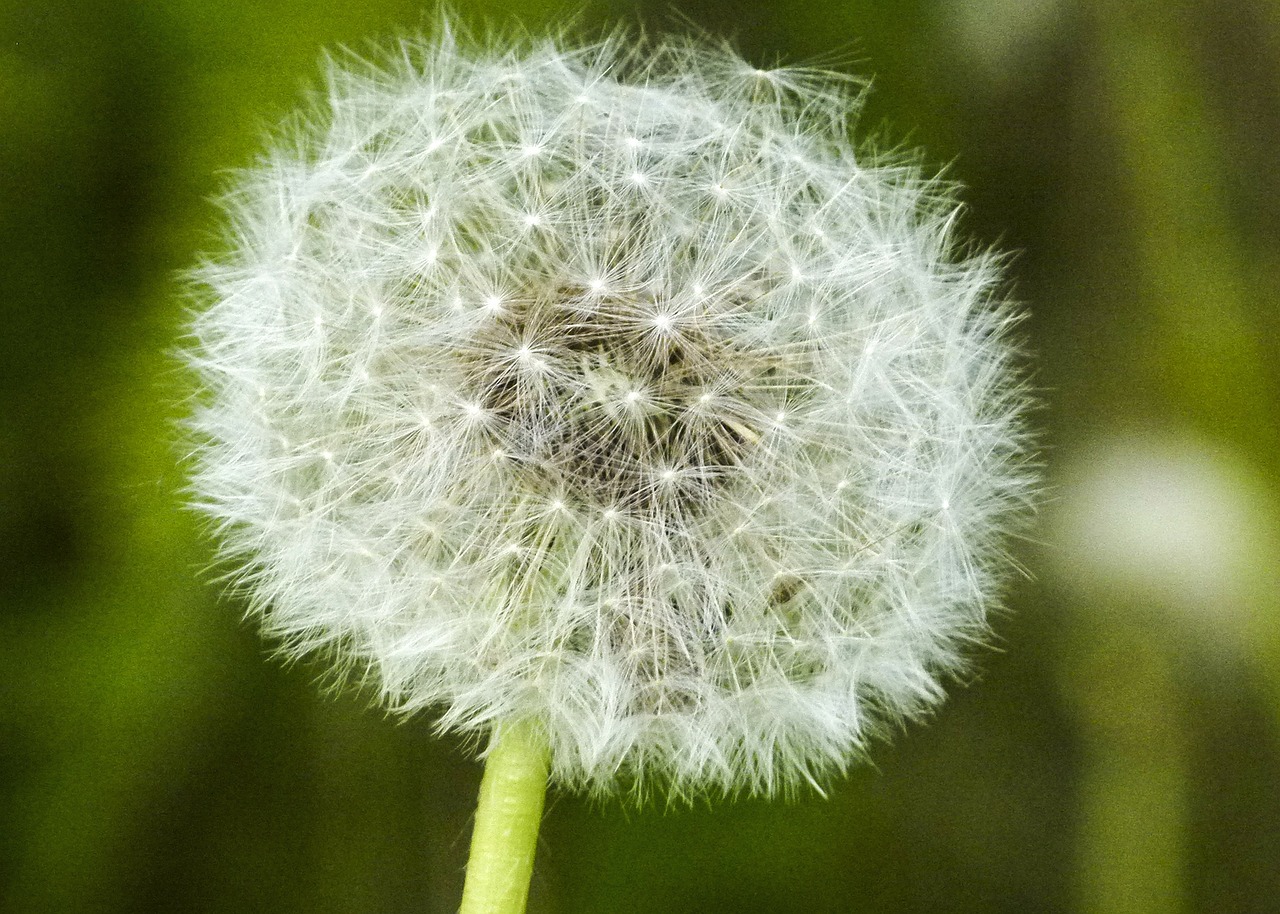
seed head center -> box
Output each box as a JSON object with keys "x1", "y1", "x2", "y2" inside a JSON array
[{"x1": 459, "y1": 284, "x2": 794, "y2": 511}]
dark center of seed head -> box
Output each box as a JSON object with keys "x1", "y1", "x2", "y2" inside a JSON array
[{"x1": 463, "y1": 285, "x2": 785, "y2": 513}]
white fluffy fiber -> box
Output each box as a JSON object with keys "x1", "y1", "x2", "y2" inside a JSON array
[{"x1": 186, "y1": 23, "x2": 1034, "y2": 797}]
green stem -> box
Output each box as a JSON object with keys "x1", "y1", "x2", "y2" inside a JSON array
[{"x1": 459, "y1": 721, "x2": 550, "y2": 914}]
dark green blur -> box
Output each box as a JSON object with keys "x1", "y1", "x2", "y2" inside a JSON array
[{"x1": 2, "y1": 2, "x2": 1278, "y2": 912}]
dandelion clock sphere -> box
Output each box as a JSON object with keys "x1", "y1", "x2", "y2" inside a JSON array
[{"x1": 188, "y1": 20, "x2": 1031, "y2": 842}]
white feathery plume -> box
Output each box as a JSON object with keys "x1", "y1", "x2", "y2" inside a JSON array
[{"x1": 185, "y1": 22, "x2": 1035, "y2": 798}]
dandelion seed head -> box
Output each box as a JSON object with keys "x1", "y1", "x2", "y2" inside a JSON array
[{"x1": 185, "y1": 22, "x2": 1035, "y2": 798}]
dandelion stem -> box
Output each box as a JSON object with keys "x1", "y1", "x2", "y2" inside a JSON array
[{"x1": 459, "y1": 721, "x2": 549, "y2": 914}]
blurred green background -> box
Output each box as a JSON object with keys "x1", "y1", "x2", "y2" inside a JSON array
[{"x1": 3, "y1": 1, "x2": 1279, "y2": 912}]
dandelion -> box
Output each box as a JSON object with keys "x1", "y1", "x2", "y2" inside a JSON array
[{"x1": 185, "y1": 20, "x2": 1033, "y2": 913}]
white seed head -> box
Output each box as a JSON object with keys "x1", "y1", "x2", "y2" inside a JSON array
[{"x1": 185, "y1": 24, "x2": 1035, "y2": 798}]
